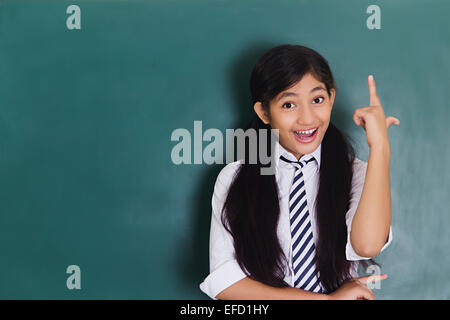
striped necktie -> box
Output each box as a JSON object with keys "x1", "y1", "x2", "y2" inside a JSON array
[{"x1": 280, "y1": 155, "x2": 322, "y2": 293}]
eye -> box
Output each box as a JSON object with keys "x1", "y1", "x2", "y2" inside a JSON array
[
  {"x1": 282, "y1": 102, "x2": 295, "y2": 109},
  {"x1": 313, "y1": 96, "x2": 324, "y2": 104}
]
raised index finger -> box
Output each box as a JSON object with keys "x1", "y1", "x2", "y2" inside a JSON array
[{"x1": 368, "y1": 74, "x2": 381, "y2": 106}]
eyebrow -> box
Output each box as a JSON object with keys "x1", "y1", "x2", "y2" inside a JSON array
[{"x1": 276, "y1": 86, "x2": 327, "y2": 102}]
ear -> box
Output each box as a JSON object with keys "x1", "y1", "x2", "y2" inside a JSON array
[
  {"x1": 329, "y1": 88, "x2": 336, "y2": 110},
  {"x1": 253, "y1": 102, "x2": 270, "y2": 125}
]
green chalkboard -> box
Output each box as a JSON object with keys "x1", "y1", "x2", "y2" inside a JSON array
[{"x1": 0, "y1": 0, "x2": 449, "y2": 299}]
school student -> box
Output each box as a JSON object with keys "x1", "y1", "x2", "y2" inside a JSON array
[{"x1": 199, "y1": 44, "x2": 399, "y2": 300}]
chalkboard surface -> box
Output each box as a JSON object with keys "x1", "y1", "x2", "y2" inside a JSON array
[{"x1": 0, "y1": 0, "x2": 449, "y2": 299}]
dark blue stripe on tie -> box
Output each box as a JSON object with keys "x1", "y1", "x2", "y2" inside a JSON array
[
  {"x1": 289, "y1": 179, "x2": 304, "y2": 202},
  {"x1": 289, "y1": 181, "x2": 305, "y2": 203},
  {"x1": 300, "y1": 267, "x2": 319, "y2": 289},
  {"x1": 294, "y1": 257, "x2": 316, "y2": 287},
  {"x1": 295, "y1": 255, "x2": 317, "y2": 286},
  {"x1": 291, "y1": 220, "x2": 311, "y2": 251},
  {"x1": 293, "y1": 234, "x2": 314, "y2": 273},
  {"x1": 309, "y1": 277, "x2": 321, "y2": 292},
  {"x1": 279, "y1": 155, "x2": 290, "y2": 163},
  {"x1": 290, "y1": 199, "x2": 307, "y2": 224},
  {"x1": 292, "y1": 171, "x2": 303, "y2": 187},
  {"x1": 289, "y1": 180, "x2": 304, "y2": 205},
  {"x1": 280, "y1": 155, "x2": 315, "y2": 165}
]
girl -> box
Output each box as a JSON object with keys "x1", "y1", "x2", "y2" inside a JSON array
[{"x1": 199, "y1": 44, "x2": 398, "y2": 300}]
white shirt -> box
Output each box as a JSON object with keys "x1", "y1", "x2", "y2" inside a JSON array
[{"x1": 199, "y1": 140, "x2": 393, "y2": 300}]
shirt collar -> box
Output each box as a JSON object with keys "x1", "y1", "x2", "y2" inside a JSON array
[{"x1": 274, "y1": 139, "x2": 322, "y2": 170}]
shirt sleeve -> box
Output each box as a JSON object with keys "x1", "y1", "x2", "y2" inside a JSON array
[
  {"x1": 345, "y1": 158, "x2": 393, "y2": 261},
  {"x1": 199, "y1": 161, "x2": 248, "y2": 299}
]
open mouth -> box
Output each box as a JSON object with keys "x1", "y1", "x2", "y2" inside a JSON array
[{"x1": 293, "y1": 127, "x2": 318, "y2": 139}]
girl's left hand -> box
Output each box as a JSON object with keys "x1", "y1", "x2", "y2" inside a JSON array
[{"x1": 353, "y1": 75, "x2": 400, "y2": 149}]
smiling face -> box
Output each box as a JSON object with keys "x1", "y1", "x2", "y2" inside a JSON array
[{"x1": 254, "y1": 72, "x2": 336, "y2": 160}]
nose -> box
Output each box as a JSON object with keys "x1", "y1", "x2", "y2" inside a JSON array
[{"x1": 296, "y1": 105, "x2": 315, "y2": 125}]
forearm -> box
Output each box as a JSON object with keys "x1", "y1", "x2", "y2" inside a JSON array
[
  {"x1": 350, "y1": 143, "x2": 392, "y2": 256},
  {"x1": 216, "y1": 277, "x2": 329, "y2": 300}
]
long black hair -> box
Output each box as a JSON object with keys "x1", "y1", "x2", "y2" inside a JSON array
[{"x1": 221, "y1": 44, "x2": 373, "y2": 293}]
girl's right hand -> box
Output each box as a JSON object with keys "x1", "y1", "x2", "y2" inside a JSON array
[{"x1": 328, "y1": 274, "x2": 388, "y2": 300}]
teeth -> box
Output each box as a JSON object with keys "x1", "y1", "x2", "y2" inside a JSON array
[{"x1": 295, "y1": 128, "x2": 317, "y2": 135}]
